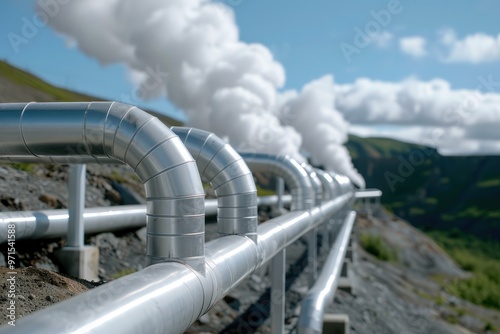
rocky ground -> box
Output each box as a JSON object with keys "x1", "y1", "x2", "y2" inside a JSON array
[{"x1": 0, "y1": 163, "x2": 499, "y2": 333}]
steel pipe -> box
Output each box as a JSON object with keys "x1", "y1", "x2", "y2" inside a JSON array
[
  {"x1": 355, "y1": 189, "x2": 383, "y2": 198},
  {"x1": 1, "y1": 193, "x2": 353, "y2": 334},
  {"x1": 0, "y1": 196, "x2": 291, "y2": 243},
  {"x1": 314, "y1": 169, "x2": 338, "y2": 202},
  {"x1": 301, "y1": 163, "x2": 323, "y2": 206},
  {"x1": 0, "y1": 102, "x2": 205, "y2": 273},
  {"x1": 297, "y1": 211, "x2": 357, "y2": 334},
  {"x1": 172, "y1": 127, "x2": 258, "y2": 242},
  {"x1": 329, "y1": 171, "x2": 353, "y2": 195},
  {"x1": 239, "y1": 153, "x2": 314, "y2": 211},
  {"x1": 67, "y1": 164, "x2": 86, "y2": 247},
  {"x1": 300, "y1": 163, "x2": 323, "y2": 287}
]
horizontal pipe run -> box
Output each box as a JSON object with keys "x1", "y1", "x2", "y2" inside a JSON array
[
  {"x1": 1, "y1": 193, "x2": 353, "y2": 334},
  {"x1": 297, "y1": 211, "x2": 357, "y2": 334},
  {"x1": 355, "y1": 189, "x2": 383, "y2": 198},
  {"x1": 0, "y1": 196, "x2": 293, "y2": 243}
]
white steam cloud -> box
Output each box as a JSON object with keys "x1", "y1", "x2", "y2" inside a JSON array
[
  {"x1": 334, "y1": 77, "x2": 500, "y2": 155},
  {"x1": 37, "y1": 0, "x2": 365, "y2": 187},
  {"x1": 276, "y1": 76, "x2": 365, "y2": 187}
]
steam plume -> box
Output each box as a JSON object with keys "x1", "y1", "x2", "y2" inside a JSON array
[{"x1": 37, "y1": 0, "x2": 364, "y2": 186}]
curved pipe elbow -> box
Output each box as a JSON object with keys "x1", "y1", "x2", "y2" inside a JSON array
[
  {"x1": 171, "y1": 127, "x2": 258, "y2": 243},
  {"x1": 301, "y1": 163, "x2": 323, "y2": 206},
  {"x1": 239, "y1": 153, "x2": 314, "y2": 211},
  {"x1": 0, "y1": 102, "x2": 206, "y2": 274},
  {"x1": 314, "y1": 168, "x2": 337, "y2": 201}
]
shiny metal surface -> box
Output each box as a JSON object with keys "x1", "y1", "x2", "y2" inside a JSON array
[
  {"x1": 240, "y1": 153, "x2": 314, "y2": 211},
  {"x1": 0, "y1": 205, "x2": 146, "y2": 242},
  {"x1": 1, "y1": 193, "x2": 354, "y2": 334},
  {"x1": 257, "y1": 194, "x2": 292, "y2": 207},
  {"x1": 0, "y1": 102, "x2": 206, "y2": 273},
  {"x1": 301, "y1": 163, "x2": 323, "y2": 206},
  {"x1": 355, "y1": 189, "x2": 383, "y2": 198},
  {"x1": 297, "y1": 211, "x2": 357, "y2": 334},
  {"x1": 314, "y1": 168, "x2": 337, "y2": 201},
  {"x1": 0, "y1": 197, "x2": 292, "y2": 243},
  {"x1": 329, "y1": 171, "x2": 354, "y2": 195},
  {"x1": 172, "y1": 127, "x2": 258, "y2": 242},
  {"x1": 67, "y1": 164, "x2": 86, "y2": 247}
]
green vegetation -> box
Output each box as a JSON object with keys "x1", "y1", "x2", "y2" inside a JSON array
[
  {"x1": 0, "y1": 60, "x2": 182, "y2": 126},
  {"x1": 428, "y1": 230, "x2": 500, "y2": 311},
  {"x1": 111, "y1": 268, "x2": 136, "y2": 279},
  {"x1": 477, "y1": 179, "x2": 500, "y2": 188},
  {"x1": 10, "y1": 162, "x2": 36, "y2": 173},
  {"x1": 409, "y1": 207, "x2": 425, "y2": 215},
  {"x1": 425, "y1": 197, "x2": 438, "y2": 205},
  {"x1": 359, "y1": 233, "x2": 397, "y2": 262},
  {"x1": 256, "y1": 185, "x2": 276, "y2": 197},
  {"x1": 0, "y1": 60, "x2": 97, "y2": 102}
]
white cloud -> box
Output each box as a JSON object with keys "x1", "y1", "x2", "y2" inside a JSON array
[
  {"x1": 439, "y1": 29, "x2": 500, "y2": 63},
  {"x1": 335, "y1": 77, "x2": 500, "y2": 155},
  {"x1": 399, "y1": 36, "x2": 427, "y2": 58},
  {"x1": 372, "y1": 31, "x2": 393, "y2": 48}
]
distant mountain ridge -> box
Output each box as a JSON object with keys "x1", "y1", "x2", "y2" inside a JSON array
[{"x1": 347, "y1": 134, "x2": 500, "y2": 240}]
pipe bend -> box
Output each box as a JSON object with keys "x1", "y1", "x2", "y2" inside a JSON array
[
  {"x1": 0, "y1": 102, "x2": 206, "y2": 274},
  {"x1": 239, "y1": 153, "x2": 314, "y2": 211},
  {"x1": 314, "y1": 168, "x2": 337, "y2": 201},
  {"x1": 171, "y1": 127, "x2": 258, "y2": 242},
  {"x1": 301, "y1": 163, "x2": 323, "y2": 206}
]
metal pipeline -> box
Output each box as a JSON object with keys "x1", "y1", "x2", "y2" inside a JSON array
[
  {"x1": 239, "y1": 153, "x2": 314, "y2": 211},
  {"x1": 0, "y1": 102, "x2": 206, "y2": 273},
  {"x1": 297, "y1": 211, "x2": 357, "y2": 334},
  {"x1": 1, "y1": 192, "x2": 354, "y2": 334},
  {"x1": 314, "y1": 169, "x2": 338, "y2": 202},
  {"x1": 330, "y1": 171, "x2": 353, "y2": 195},
  {"x1": 355, "y1": 189, "x2": 383, "y2": 198},
  {"x1": 0, "y1": 196, "x2": 292, "y2": 243},
  {"x1": 301, "y1": 163, "x2": 323, "y2": 206},
  {"x1": 172, "y1": 127, "x2": 258, "y2": 242}
]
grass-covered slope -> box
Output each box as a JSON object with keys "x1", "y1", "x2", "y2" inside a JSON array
[
  {"x1": 347, "y1": 134, "x2": 500, "y2": 240},
  {"x1": 0, "y1": 60, "x2": 182, "y2": 126}
]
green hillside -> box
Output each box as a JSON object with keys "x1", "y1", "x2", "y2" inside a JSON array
[
  {"x1": 0, "y1": 60, "x2": 182, "y2": 126},
  {"x1": 347, "y1": 134, "x2": 500, "y2": 240}
]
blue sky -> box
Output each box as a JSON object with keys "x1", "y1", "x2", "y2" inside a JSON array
[{"x1": 1, "y1": 0, "x2": 500, "y2": 157}]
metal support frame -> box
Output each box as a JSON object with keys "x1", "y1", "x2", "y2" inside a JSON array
[{"x1": 67, "y1": 164, "x2": 86, "y2": 248}]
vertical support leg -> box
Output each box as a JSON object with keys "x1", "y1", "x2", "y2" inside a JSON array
[
  {"x1": 56, "y1": 164, "x2": 99, "y2": 281},
  {"x1": 68, "y1": 164, "x2": 86, "y2": 247},
  {"x1": 307, "y1": 229, "x2": 317, "y2": 287},
  {"x1": 276, "y1": 177, "x2": 284, "y2": 210},
  {"x1": 271, "y1": 249, "x2": 286, "y2": 334}
]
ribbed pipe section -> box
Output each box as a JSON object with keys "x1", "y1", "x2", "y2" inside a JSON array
[
  {"x1": 314, "y1": 168, "x2": 337, "y2": 201},
  {"x1": 297, "y1": 211, "x2": 357, "y2": 334},
  {"x1": 239, "y1": 153, "x2": 314, "y2": 211},
  {"x1": 0, "y1": 102, "x2": 206, "y2": 273},
  {"x1": 0, "y1": 193, "x2": 353, "y2": 334},
  {"x1": 172, "y1": 127, "x2": 258, "y2": 242},
  {"x1": 301, "y1": 163, "x2": 323, "y2": 205},
  {"x1": 329, "y1": 171, "x2": 354, "y2": 195}
]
